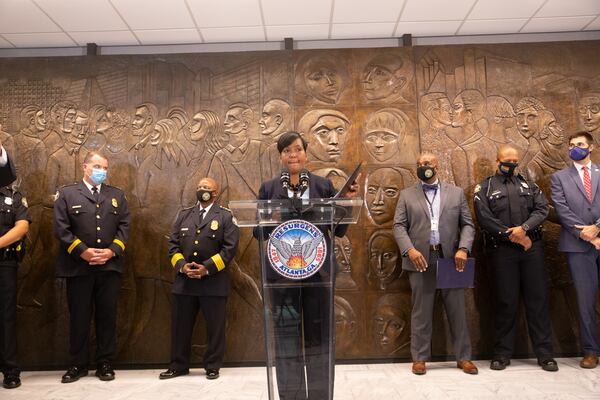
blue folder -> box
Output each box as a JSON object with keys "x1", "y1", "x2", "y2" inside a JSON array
[{"x1": 436, "y1": 258, "x2": 475, "y2": 289}]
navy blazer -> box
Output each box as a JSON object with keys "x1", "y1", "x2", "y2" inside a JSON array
[
  {"x1": 551, "y1": 164, "x2": 600, "y2": 253},
  {"x1": 253, "y1": 173, "x2": 348, "y2": 281}
]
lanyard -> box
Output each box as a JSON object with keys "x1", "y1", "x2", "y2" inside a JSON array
[{"x1": 423, "y1": 187, "x2": 438, "y2": 219}]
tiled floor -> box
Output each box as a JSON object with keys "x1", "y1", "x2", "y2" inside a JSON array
[{"x1": 3, "y1": 358, "x2": 599, "y2": 399}]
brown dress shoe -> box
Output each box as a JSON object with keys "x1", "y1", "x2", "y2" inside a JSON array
[
  {"x1": 412, "y1": 361, "x2": 426, "y2": 375},
  {"x1": 580, "y1": 354, "x2": 599, "y2": 369},
  {"x1": 457, "y1": 360, "x2": 479, "y2": 375}
]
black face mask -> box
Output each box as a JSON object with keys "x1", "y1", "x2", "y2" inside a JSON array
[
  {"x1": 196, "y1": 190, "x2": 213, "y2": 203},
  {"x1": 498, "y1": 161, "x2": 518, "y2": 176},
  {"x1": 417, "y1": 166, "x2": 436, "y2": 181}
]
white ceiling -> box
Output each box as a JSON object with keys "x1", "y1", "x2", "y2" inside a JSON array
[{"x1": 0, "y1": 0, "x2": 598, "y2": 48}]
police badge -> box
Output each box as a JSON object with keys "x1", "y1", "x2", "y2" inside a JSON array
[
  {"x1": 112, "y1": 198, "x2": 118, "y2": 207},
  {"x1": 211, "y1": 220, "x2": 219, "y2": 230}
]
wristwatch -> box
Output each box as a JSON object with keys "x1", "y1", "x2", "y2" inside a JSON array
[
  {"x1": 521, "y1": 223, "x2": 530, "y2": 231},
  {"x1": 595, "y1": 221, "x2": 600, "y2": 229}
]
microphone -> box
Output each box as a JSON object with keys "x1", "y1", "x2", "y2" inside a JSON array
[
  {"x1": 299, "y1": 169, "x2": 310, "y2": 194},
  {"x1": 280, "y1": 168, "x2": 291, "y2": 190}
]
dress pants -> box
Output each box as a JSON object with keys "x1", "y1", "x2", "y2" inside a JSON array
[
  {"x1": 566, "y1": 250, "x2": 600, "y2": 355},
  {"x1": 488, "y1": 240, "x2": 553, "y2": 359},
  {"x1": 271, "y1": 285, "x2": 331, "y2": 400},
  {"x1": 170, "y1": 294, "x2": 227, "y2": 371},
  {"x1": 408, "y1": 250, "x2": 471, "y2": 361},
  {"x1": 66, "y1": 271, "x2": 121, "y2": 367},
  {"x1": 0, "y1": 263, "x2": 18, "y2": 374}
]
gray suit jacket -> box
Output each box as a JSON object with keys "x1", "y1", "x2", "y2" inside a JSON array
[
  {"x1": 393, "y1": 182, "x2": 475, "y2": 272},
  {"x1": 550, "y1": 164, "x2": 600, "y2": 253}
]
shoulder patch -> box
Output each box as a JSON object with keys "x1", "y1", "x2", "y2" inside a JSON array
[
  {"x1": 21, "y1": 197, "x2": 28, "y2": 208},
  {"x1": 220, "y1": 206, "x2": 233, "y2": 214},
  {"x1": 474, "y1": 184, "x2": 481, "y2": 193}
]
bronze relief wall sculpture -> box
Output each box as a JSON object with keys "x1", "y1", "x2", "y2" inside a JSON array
[{"x1": 0, "y1": 41, "x2": 599, "y2": 367}]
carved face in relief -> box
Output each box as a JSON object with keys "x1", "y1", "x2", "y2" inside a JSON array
[
  {"x1": 20, "y1": 106, "x2": 47, "y2": 134},
  {"x1": 578, "y1": 93, "x2": 600, "y2": 134},
  {"x1": 365, "y1": 168, "x2": 403, "y2": 225},
  {"x1": 303, "y1": 58, "x2": 342, "y2": 104},
  {"x1": 334, "y1": 235, "x2": 352, "y2": 274},
  {"x1": 62, "y1": 107, "x2": 77, "y2": 134},
  {"x1": 363, "y1": 108, "x2": 407, "y2": 162},
  {"x1": 368, "y1": 230, "x2": 400, "y2": 289},
  {"x1": 224, "y1": 105, "x2": 252, "y2": 136},
  {"x1": 190, "y1": 112, "x2": 210, "y2": 141},
  {"x1": 516, "y1": 105, "x2": 541, "y2": 138},
  {"x1": 373, "y1": 295, "x2": 408, "y2": 354},
  {"x1": 132, "y1": 105, "x2": 154, "y2": 136},
  {"x1": 312, "y1": 168, "x2": 349, "y2": 192},
  {"x1": 362, "y1": 54, "x2": 407, "y2": 101},
  {"x1": 335, "y1": 296, "x2": 357, "y2": 354},
  {"x1": 451, "y1": 90, "x2": 485, "y2": 128},
  {"x1": 308, "y1": 115, "x2": 349, "y2": 162},
  {"x1": 420, "y1": 93, "x2": 453, "y2": 128},
  {"x1": 68, "y1": 111, "x2": 89, "y2": 145},
  {"x1": 259, "y1": 99, "x2": 291, "y2": 137}
]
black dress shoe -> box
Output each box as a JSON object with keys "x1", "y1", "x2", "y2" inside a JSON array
[
  {"x1": 490, "y1": 358, "x2": 511, "y2": 370},
  {"x1": 206, "y1": 369, "x2": 220, "y2": 380},
  {"x1": 95, "y1": 362, "x2": 115, "y2": 381},
  {"x1": 3, "y1": 373, "x2": 21, "y2": 389},
  {"x1": 61, "y1": 366, "x2": 89, "y2": 383},
  {"x1": 538, "y1": 358, "x2": 559, "y2": 372},
  {"x1": 159, "y1": 369, "x2": 189, "y2": 380}
]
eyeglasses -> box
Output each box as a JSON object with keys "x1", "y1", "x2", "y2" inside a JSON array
[{"x1": 578, "y1": 104, "x2": 600, "y2": 115}]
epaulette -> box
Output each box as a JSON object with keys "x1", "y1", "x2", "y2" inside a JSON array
[
  {"x1": 181, "y1": 204, "x2": 196, "y2": 211},
  {"x1": 220, "y1": 205, "x2": 233, "y2": 213},
  {"x1": 60, "y1": 182, "x2": 78, "y2": 189}
]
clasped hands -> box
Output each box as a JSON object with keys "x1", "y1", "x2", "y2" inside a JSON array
[
  {"x1": 575, "y1": 224, "x2": 600, "y2": 250},
  {"x1": 81, "y1": 248, "x2": 115, "y2": 265},
  {"x1": 182, "y1": 262, "x2": 208, "y2": 279},
  {"x1": 408, "y1": 248, "x2": 468, "y2": 273},
  {"x1": 505, "y1": 226, "x2": 532, "y2": 251}
]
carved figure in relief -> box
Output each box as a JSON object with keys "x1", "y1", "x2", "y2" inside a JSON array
[
  {"x1": 297, "y1": 55, "x2": 347, "y2": 104},
  {"x1": 362, "y1": 108, "x2": 409, "y2": 163},
  {"x1": 297, "y1": 109, "x2": 350, "y2": 165},
  {"x1": 334, "y1": 235, "x2": 357, "y2": 291},
  {"x1": 367, "y1": 230, "x2": 402, "y2": 291},
  {"x1": 258, "y1": 99, "x2": 293, "y2": 181},
  {"x1": 362, "y1": 54, "x2": 408, "y2": 103},
  {"x1": 372, "y1": 294, "x2": 410, "y2": 355},
  {"x1": 365, "y1": 167, "x2": 412, "y2": 226},
  {"x1": 335, "y1": 295, "x2": 358, "y2": 355}
]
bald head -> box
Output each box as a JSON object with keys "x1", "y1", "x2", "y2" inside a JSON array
[
  {"x1": 417, "y1": 152, "x2": 438, "y2": 167},
  {"x1": 197, "y1": 177, "x2": 220, "y2": 204}
]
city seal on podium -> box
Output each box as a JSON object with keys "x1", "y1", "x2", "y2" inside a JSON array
[{"x1": 267, "y1": 219, "x2": 327, "y2": 280}]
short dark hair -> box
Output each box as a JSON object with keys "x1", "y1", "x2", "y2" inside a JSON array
[
  {"x1": 567, "y1": 131, "x2": 594, "y2": 145},
  {"x1": 277, "y1": 131, "x2": 308, "y2": 153}
]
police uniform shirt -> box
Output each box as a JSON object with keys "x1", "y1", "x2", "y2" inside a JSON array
[
  {"x1": 474, "y1": 173, "x2": 548, "y2": 237},
  {"x1": 0, "y1": 187, "x2": 30, "y2": 264},
  {"x1": 53, "y1": 181, "x2": 130, "y2": 277},
  {"x1": 168, "y1": 202, "x2": 240, "y2": 297}
]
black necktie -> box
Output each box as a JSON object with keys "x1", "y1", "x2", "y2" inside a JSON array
[
  {"x1": 505, "y1": 177, "x2": 522, "y2": 226},
  {"x1": 92, "y1": 186, "x2": 99, "y2": 202},
  {"x1": 199, "y1": 208, "x2": 206, "y2": 224}
]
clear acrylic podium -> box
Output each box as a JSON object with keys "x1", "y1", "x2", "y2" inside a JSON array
[{"x1": 229, "y1": 198, "x2": 362, "y2": 400}]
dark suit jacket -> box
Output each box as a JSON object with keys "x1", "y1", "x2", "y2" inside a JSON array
[
  {"x1": 0, "y1": 154, "x2": 16, "y2": 188},
  {"x1": 168, "y1": 202, "x2": 239, "y2": 296},
  {"x1": 551, "y1": 164, "x2": 600, "y2": 252},
  {"x1": 53, "y1": 181, "x2": 130, "y2": 277},
  {"x1": 253, "y1": 173, "x2": 348, "y2": 281}
]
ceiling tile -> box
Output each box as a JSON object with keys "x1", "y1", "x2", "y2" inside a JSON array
[
  {"x1": 401, "y1": 0, "x2": 474, "y2": 22},
  {"x1": 0, "y1": 36, "x2": 15, "y2": 48},
  {"x1": 331, "y1": 22, "x2": 395, "y2": 39},
  {"x1": 261, "y1": 0, "x2": 332, "y2": 25},
  {"x1": 135, "y1": 29, "x2": 201, "y2": 44},
  {"x1": 458, "y1": 18, "x2": 528, "y2": 35},
  {"x1": 584, "y1": 16, "x2": 600, "y2": 30},
  {"x1": 521, "y1": 16, "x2": 597, "y2": 33},
  {"x1": 187, "y1": 0, "x2": 262, "y2": 28},
  {"x1": 333, "y1": 0, "x2": 405, "y2": 23},
  {"x1": 69, "y1": 30, "x2": 139, "y2": 46},
  {"x1": 0, "y1": 0, "x2": 60, "y2": 33},
  {"x1": 395, "y1": 20, "x2": 462, "y2": 36},
  {"x1": 537, "y1": 0, "x2": 600, "y2": 18},
  {"x1": 35, "y1": 0, "x2": 128, "y2": 31},
  {"x1": 201, "y1": 26, "x2": 265, "y2": 42},
  {"x1": 2, "y1": 32, "x2": 75, "y2": 48},
  {"x1": 111, "y1": 0, "x2": 195, "y2": 30},
  {"x1": 266, "y1": 24, "x2": 329, "y2": 41},
  {"x1": 468, "y1": 0, "x2": 545, "y2": 20}
]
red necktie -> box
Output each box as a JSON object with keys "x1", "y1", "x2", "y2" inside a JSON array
[{"x1": 583, "y1": 166, "x2": 593, "y2": 202}]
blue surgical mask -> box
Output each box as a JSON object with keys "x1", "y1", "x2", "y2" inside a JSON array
[
  {"x1": 90, "y1": 168, "x2": 107, "y2": 185},
  {"x1": 569, "y1": 146, "x2": 590, "y2": 161}
]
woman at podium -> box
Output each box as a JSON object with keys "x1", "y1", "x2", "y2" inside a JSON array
[{"x1": 253, "y1": 131, "x2": 358, "y2": 399}]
